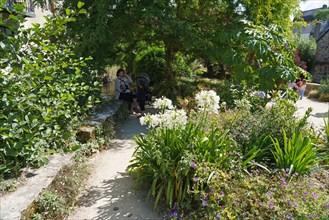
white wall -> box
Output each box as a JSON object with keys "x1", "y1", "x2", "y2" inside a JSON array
[{"x1": 24, "y1": 4, "x2": 52, "y2": 28}]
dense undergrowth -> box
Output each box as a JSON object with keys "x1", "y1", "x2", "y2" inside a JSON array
[{"x1": 128, "y1": 91, "x2": 329, "y2": 219}]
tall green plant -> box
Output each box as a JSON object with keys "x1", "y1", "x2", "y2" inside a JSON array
[
  {"x1": 128, "y1": 91, "x2": 236, "y2": 209},
  {"x1": 271, "y1": 130, "x2": 318, "y2": 174}
]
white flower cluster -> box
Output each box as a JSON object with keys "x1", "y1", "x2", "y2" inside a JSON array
[
  {"x1": 195, "y1": 90, "x2": 220, "y2": 114},
  {"x1": 153, "y1": 97, "x2": 173, "y2": 110},
  {"x1": 140, "y1": 109, "x2": 188, "y2": 130},
  {"x1": 234, "y1": 98, "x2": 251, "y2": 111}
]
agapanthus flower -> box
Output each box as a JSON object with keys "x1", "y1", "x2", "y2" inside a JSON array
[
  {"x1": 139, "y1": 109, "x2": 188, "y2": 130},
  {"x1": 153, "y1": 97, "x2": 173, "y2": 110},
  {"x1": 195, "y1": 90, "x2": 220, "y2": 114}
]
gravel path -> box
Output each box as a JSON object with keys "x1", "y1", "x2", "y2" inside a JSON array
[
  {"x1": 68, "y1": 114, "x2": 161, "y2": 220},
  {"x1": 68, "y1": 97, "x2": 328, "y2": 220}
]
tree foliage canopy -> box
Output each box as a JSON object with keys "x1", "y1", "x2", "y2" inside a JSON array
[{"x1": 42, "y1": 0, "x2": 303, "y2": 93}]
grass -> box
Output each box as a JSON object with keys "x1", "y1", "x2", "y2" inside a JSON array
[{"x1": 22, "y1": 155, "x2": 90, "y2": 219}]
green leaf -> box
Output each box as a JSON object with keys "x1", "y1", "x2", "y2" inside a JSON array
[
  {"x1": 66, "y1": 8, "x2": 71, "y2": 16},
  {"x1": 79, "y1": 9, "x2": 87, "y2": 14},
  {"x1": 77, "y1": 1, "x2": 85, "y2": 9}
]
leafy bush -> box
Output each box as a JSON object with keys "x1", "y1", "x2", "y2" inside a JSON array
[
  {"x1": 218, "y1": 98, "x2": 312, "y2": 166},
  {"x1": 0, "y1": 4, "x2": 100, "y2": 178},
  {"x1": 184, "y1": 165, "x2": 329, "y2": 219},
  {"x1": 133, "y1": 46, "x2": 166, "y2": 86},
  {"x1": 271, "y1": 130, "x2": 318, "y2": 174},
  {"x1": 293, "y1": 36, "x2": 317, "y2": 72},
  {"x1": 320, "y1": 77, "x2": 329, "y2": 95}
]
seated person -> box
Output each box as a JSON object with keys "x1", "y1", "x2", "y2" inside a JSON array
[{"x1": 115, "y1": 68, "x2": 140, "y2": 113}]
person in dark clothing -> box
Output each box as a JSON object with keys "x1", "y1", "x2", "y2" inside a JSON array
[{"x1": 136, "y1": 73, "x2": 151, "y2": 115}]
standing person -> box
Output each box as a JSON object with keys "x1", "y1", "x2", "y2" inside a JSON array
[
  {"x1": 115, "y1": 68, "x2": 140, "y2": 113},
  {"x1": 136, "y1": 73, "x2": 151, "y2": 116},
  {"x1": 298, "y1": 79, "x2": 307, "y2": 100}
]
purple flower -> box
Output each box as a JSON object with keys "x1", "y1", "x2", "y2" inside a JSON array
[
  {"x1": 304, "y1": 191, "x2": 309, "y2": 196},
  {"x1": 170, "y1": 211, "x2": 178, "y2": 217},
  {"x1": 201, "y1": 200, "x2": 208, "y2": 207},
  {"x1": 265, "y1": 192, "x2": 272, "y2": 198},
  {"x1": 193, "y1": 177, "x2": 199, "y2": 182},
  {"x1": 219, "y1": 190, "x2": 224, "y2": 195},
  {"x1": 281, "y1": 178, "x2": 287, "y2": 187},
  {"x1": 269, "y1": 200, "x2": 274, "y2": 210},
  {"x1": 191, "y1": 162, "x2": 196, "y2": 169},
  {"x1": 326, "y1": 203, "x2": 329, "y2": 208},
  {"x1": 216, "y1": 213, "x2": 221, "y2": 218},
  {"x1": 209, "y1": 188, "x2": 214, "y2": 194},
  {"x1": 312, "y1": 192, "x2": 318, "y2": 199}
]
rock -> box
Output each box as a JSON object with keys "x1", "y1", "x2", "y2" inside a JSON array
[{"x1": 77, "y1": 126, "x2": 96, "y2": 143}]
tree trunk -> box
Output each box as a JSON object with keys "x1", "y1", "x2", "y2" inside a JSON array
[
  {"x1": 164, "y1": 42, "x2": 175, "y2": 99},
  {"x1": 165, "y1": 42, "x2": 174, "y2": 82}
]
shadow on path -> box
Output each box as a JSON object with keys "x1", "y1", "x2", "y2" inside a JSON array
[{"x1": 76, "y1": 172, "x2": 157, "y2": 220}]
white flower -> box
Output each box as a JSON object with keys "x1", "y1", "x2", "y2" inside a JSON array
[
  {"x1": 195, "y1": 90, "x2": 220, "y2": 114},
  {"x1": 139, "y1": 109, "x2": 188, "y2": 130},
  {"x1": 234, "y1": 98, "x2": 251, "y2": 111},
  {"x1": 153, "y1": 97, "x2": 173, "y2": 110},
  {"x1": 161, "y1": 109, "x2": 188, "y2": 129}
]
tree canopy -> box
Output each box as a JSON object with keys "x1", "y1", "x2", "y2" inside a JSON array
[{"x1": 31, "y1": 0, "x2": 304, "y2": 95}]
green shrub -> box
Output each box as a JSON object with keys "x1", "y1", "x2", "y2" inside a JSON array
[
  {"x1": 293, "y1": 36, "x2": 317, "y2": 72},
  {"x1": 320, "y1": 77, "x2": 329, "y2": 94},
  {"x1": 133, "y1": 46, "x2": 166, "y2": 86},
  {"x1": 271, "y1": 130, "x2": 318, "y2": 174},
  {"x1": 184, "y1": 165, "x2": 329, "y2": 219},
  {"x1": 219, "y1": 99, "x2": 312, "y2": 166},
  {"x1": 32, "y1": 190, "x2": 68, "y2": 219},
  {"x1": 0, "y1": 4, "x2": 100, "y2": 178}
]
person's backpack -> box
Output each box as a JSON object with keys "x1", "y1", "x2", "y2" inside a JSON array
[{"x1": 136, "y1": 73, "x2": 150, "y2": 87}]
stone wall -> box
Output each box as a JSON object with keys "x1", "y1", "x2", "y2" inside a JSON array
[{"x1": 313, "y1": 31, "x2": 329, "y2": 83}]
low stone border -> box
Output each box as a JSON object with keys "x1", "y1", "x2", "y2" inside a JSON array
[
  {"x1": 0, "y1": 154, "x2": 73, "y2": 220},
  {"x1": 305, "y1": 82, "x2": 320, "y2": 96},
  {"x1": 0, "y1": 100, "x2": 123, "y2": 220}
]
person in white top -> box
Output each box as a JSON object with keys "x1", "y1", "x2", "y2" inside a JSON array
[
  {"x1": 115, "y1": 69, "x2": 140, "y2": 113},
  {"x1": 298, "y1": 79, "x2": 307, "y2": 100}
]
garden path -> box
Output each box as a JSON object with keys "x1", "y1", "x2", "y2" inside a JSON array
[
  {"x1": 295, "y1": 97, "x2": 328, "y2": 131},
  {"x1": 68, "y1": 112, "x2": 161, "y2": 220}
]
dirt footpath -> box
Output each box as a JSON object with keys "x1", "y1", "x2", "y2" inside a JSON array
[{"x1": 68, "y1": 115, "x2": 161, "y2": 220}]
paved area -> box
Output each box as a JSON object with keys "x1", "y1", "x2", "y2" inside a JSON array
[
  {"x1": 295, "y1": 98, "x2": 329, "y2": 131},
  {"x1": 68, "y1": 114, "x2": 161, "y2": 220}
]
